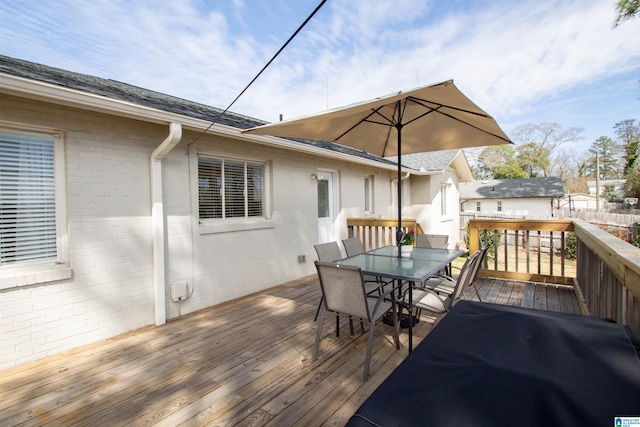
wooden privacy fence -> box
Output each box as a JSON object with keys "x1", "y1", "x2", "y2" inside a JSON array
[
  {"x1": 467, "y1": 219, "x2": 575, "y2": 286},
  {"x1": 346, "y1": 218, "x2": 424, "y2": 251}
]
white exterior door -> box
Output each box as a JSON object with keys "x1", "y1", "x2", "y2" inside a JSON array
[{"x1": 317, "y1": 173, "x2": 336, "y2": 244}]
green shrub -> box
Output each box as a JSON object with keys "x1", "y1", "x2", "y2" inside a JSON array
[
  {"x1": 464, "y1": 223, "x2": 500, "y2": 258},
  {"x1": 564, "y1": 232, "x2": 577, "y2": 260}
]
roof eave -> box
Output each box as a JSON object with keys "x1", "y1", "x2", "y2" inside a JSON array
[{"x1": 0, "y1": 73, "x2": 401, "y2": 172}]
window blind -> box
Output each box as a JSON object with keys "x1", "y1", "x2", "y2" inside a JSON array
[
  {"x1": 198, "y1": 155, "x2": 264, "y2": 220},
  {"x1": 0, "y1": 132, "x2": 57, "y2": 265}
]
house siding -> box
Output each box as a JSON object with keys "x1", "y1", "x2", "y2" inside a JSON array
[
  {"x1": 1, "y1": 94, "x2": 157, "y2": 369},
  {"x1": 410, "y1": 168, "x2": 461, "y2": 248},
  {"x1": 462, "y1": 197, "x2": 555, "y2": 217},
  {"x1": 0, "y1": 93, "x2": 398, "y2": 369}
]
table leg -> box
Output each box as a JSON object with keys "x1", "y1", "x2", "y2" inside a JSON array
[{"x1": 408, "y1": 281, "x2": 413, "y2": 353}]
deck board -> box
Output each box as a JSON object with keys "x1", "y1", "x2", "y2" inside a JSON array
[{"x1": 0, "y1": 276, "x2": 582, "y2": 427}]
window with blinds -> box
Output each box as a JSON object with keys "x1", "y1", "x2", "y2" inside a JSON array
[
  {"x1": 198, "y1": 155, "x2": 265, "y2": 220},
  {"x1": 0, "y1": 131, "x2": 57, "y2": 266}
]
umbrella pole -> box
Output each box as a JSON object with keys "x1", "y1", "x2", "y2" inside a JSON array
[
  {"x1": 396, "y1": 124, "x2": 403, "y2": 258},
  {"x1": 396, "y1": 123, "x2": 414, "y2": 352}
]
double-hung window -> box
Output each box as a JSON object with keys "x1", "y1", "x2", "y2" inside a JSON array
[
  {"x1": 364, "y1": 175, "x2": 374, "y2": 214},
  {"x1": 198, "y1": 155, "x2": 266, "y2": 220},
  {"x1": 440, "y1": 183, "x2": 449, "y2": 216},
  {"x1": 0, "y1": 126, "x2": 69, "y2": 288}
]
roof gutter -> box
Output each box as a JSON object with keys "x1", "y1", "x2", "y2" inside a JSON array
[
  {"x1": 0, "y1": 73, "x2": 402, "y2": 172},
  {"x1": 151, "y1": 122, "x2": 182, "y2": 326}
]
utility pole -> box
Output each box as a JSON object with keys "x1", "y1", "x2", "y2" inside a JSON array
[{"x1": 596, "y1": 152, "x2": 600, "y2": 213}]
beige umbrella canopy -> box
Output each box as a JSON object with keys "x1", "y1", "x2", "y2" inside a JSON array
[{"x1": 243, "y1": 79, "x2": 512, "y2": 251}]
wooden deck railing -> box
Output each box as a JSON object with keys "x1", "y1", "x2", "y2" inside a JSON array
[
  {"x1": 346, "y1": 218, "x2": 424, "y2": 251},
  {"x1": 468, "y1": 218, "x2": 640, "y2": 337},
  {"x1": 468, "y1": 219, "x2": 575, "y2": 286},
  {"x1": 347, "y1": 217, "x2": 640, "y2": 335},
  {"x1": 573, "y1": 219, "x2": 640, "y2": 335}
]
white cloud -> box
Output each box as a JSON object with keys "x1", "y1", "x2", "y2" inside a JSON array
[{"x1": 0, "y1": 0, "x2": 638, "y2": 145}]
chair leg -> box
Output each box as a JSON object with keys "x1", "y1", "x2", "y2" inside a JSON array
[
  {"x1": 314, "y1": 296, "x2": 323, "y2": 321},
  {"x1": 313, "y1": 308, "x2": 326, "y2": 361},
  {"x1": 472, "y1": 282, "x2": 482, "y2": 301},
  {"x1": 391, "y1": 297, "x2": 400, "y2": 349},
  {"x1": 363, "y1": 320, "x2": 376, "y2": 381}
]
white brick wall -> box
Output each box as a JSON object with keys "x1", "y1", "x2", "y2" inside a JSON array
[
  {"x1": 1, "y1": 96, "x2": 157, "y2": 369},
  {"x1": 0, "y1": 94, "x2": 400, "y2": 369}
]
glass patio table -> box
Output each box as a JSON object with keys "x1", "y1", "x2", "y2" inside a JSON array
[{"x1": 336, "y1": 246, "x2": 465, "y2": 352}]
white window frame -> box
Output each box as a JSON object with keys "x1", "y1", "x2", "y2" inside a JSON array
[
  {"x1": 193, "y1": 149, "x2": 274, "y2": 235},
  {"x1": 497, "y1": 201, "x2": 503, "y2": 212},
  {"x1": 0, "y1": 123, "x2": 71, "y2": 290},
  {"x1": 364, "y1": 175, "x2": 374, "y2": 214},
  {"x1": 440, "y1": 183, "x2": 450, "y2": 216},
  {"x1": 476, "y1": 201, "x2": 481, "y2": 212}
]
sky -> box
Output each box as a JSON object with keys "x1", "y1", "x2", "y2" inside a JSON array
[{"x1": 1, "y1": 0, "x2": 639, "y2": 156}]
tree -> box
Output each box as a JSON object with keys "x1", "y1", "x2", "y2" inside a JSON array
[
  {"x1": 475, "y1": 123, "x2": 584, "y2": 180},
  {"x1": 615, "y1": 0, "x2": 640, "y2": 26},
  {"x1": 614, "y1": 119, "x2": 640, "y2": 175},
  {"x1": 624, "y1": 168, "x2": 640, "y2": 198},
  {"x1": 511, "y1": 122, "x2": 583, "y2": 177},
  {"x1": 517, "y1": 142, "x2": 549, "y2": 177},
  {"x1": 552, "y1": 148, "x2": 590, "y2": 193},
  {"x1": 493, "y1": 163, "x2": 529, "y2": 179},
  {"x1": 476, "y1": 145, "x2": 524, "y2": 179},
  {"x1": 602, "y1": 185, "x2": 621, "y2": 202},
  {"x1": 512, "y1": 123, "x2": 583, "y2": 152},
  {"x1": 585, "y1": 136, "x2": 621, "y2": 179}
]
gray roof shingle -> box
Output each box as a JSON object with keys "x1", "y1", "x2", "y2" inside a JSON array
[
  {"x1": 0, "y1": 55, "x2": 397, "y2": 166},
  {"x1": 386, "y1": 149, "x2": 461, "y2": 172},
  {"x1": 460, "y1": 177, "x2": 564, "y2": 199}
]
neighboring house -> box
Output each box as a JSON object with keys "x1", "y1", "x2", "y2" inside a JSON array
[
  {"x1": 388, "y1": 150, "x2": 473, "y2": 248},
  {"x1": 559, "y1": 193, "x2": 602, "y2": 212},
  {"x1": 0, "y1": 55, "x2": 471, "y2": 369},
  {"x1": 587, "y1": 179, "x2": 626, "y2": 200},
  {"x1": 460, "y1": 177, "x2": 564, "y2": 218}
]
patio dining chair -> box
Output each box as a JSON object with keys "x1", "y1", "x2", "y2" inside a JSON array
[
  {"x1": 314, "y1": 261, "x2": 401, "y2": 381},
  {"x1": 416, "y1": 233, "x2": 452, "y2": 275},
  {"x1": 404, "y1": 248, "x2": 483, "y2": 320},
  {"x1": 342, "y1": 237, "x2": 394, "y2": 289},
  {"x1": 415, "y1": 233, "x2": 449, "y2": 249},
  {"x1": 420, "y1": 245, "x2": 487, "y2": 302},
  {"x1": 313, "y1": 242, "x2": 383, "y2": 334}
]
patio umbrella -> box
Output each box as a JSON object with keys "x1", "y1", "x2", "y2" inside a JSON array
[{"x1": 243, "y1": 80, "x2": 512, "y2": 253}]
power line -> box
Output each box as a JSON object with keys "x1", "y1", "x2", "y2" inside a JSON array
[{"x1": 187, "y1": 0, "x2": 328, "y2": 148}]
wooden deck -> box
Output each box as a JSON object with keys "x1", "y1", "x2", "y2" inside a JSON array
[{"x1": 0, "y1": 277, "x2": 581, "y2": 426}]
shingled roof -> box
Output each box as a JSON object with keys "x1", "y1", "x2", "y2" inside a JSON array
[
  {"x1": 0, "y1": 55, "x2": 397, "y2": 167},
  {"x1": 386, "y1": 149, "x2": 461, "y2": 172},
  {"x1": 460, "y1": 177, "x2": 565, "y2": 199}
]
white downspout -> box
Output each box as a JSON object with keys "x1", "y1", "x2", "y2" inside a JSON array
[{"x1": 151, "y1": 122, "x2": 182, "y2": 325}]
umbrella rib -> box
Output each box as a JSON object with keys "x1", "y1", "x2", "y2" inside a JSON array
[
  {"x1": 439, "y1": 111, "x2": 512, "y2": 143},
  {"x1": 408, "y1": 96, "x2": 491, "y2": 118},
  {"x1": 404, "y1": 97, "x2": 512, "y2": 143},
  {"x1": 334, "y1": 106, "x2": 394, "y2": 141}
]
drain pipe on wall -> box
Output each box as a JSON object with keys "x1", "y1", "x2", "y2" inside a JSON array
[{"x1": 151, "y1": 122, "x2": 182, "y2": 326}]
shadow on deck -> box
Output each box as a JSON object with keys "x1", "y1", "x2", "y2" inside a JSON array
[{"x1": 0, "y1": 276, "x2": 581, "y2": 426}]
